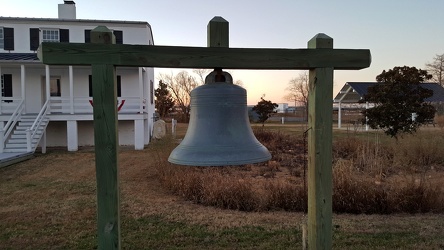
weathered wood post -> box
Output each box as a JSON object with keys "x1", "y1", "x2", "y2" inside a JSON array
[
  {"x1": 90, "y1": 26, "x2": 121, "y2": 249},
  {"x1": 307, "y1": 33, "x2": 334, "y2": 249},
  {"x1": 207, "y1": 16, "x2": 229, "y2": 48}
]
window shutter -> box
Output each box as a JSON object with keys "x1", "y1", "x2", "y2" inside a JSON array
[
  {"x1": 88, "y1": 75, "x2": 93, "y2": 97},
  {"x1": 30, "y1": 28, "x2": 40, "y2": 51},
  {"x1": 113, "y1": 30, "x2": 123, "y2": 44},
  {"x1": 4, "y1": 28, "x2": 14, "y2": 50},
  {"x1": 3, "y1": 74, "x2": 13, "y2": 102},
  {"x1": 60, "y1": 29, "x2": 69, "y2": 42},
  {"x1": 85, "y1": 30, "x2": 91, "y2": 43},
  {"x1": 117, "y1": 75, "x2": 122, "y2": 97}
]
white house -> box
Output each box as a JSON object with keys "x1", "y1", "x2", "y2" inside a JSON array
[{"x1": 0, "y1": 1, "x2": 155, "y2": 153}]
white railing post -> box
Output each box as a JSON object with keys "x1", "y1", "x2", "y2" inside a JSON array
[
  {"x1": 26, "y1": 129, "x2": 32, "y2": 152},
  {"x1": 21, "y1": 65, "x2": 26, "y2": 114},
  {"x1": 0, "y1": 129, "x2": 4, "y2": 153}
]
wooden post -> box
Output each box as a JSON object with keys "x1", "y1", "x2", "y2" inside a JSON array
[
  {"x1": 91, "y1": 26, "x2": 121, "y2": 250},
  {"x1": 307, "y1": 33, "x2": 334, "y2": 249},
  {"x1": 207, "y1": 16, "x2": 229, "y2": 48}
]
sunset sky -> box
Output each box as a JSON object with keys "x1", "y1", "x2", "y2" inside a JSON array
[{"x1": 2, "y1": 0, "x2": 443, "y2": 104}]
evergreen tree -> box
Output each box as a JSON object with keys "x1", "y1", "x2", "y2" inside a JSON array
[
  {"x1": 362, "y1": 66, "x2": 435, "y2": 138},
  {"x1": 155, "y1": 80, "x2": 175, "y2": 118},
  {"x1": 252, "y1": 97, "x2": 278, "y2": 126}
]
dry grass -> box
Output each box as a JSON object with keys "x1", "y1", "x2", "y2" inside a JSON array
[{"x1": 158, "y1": 127, "x2": 444, "y2": 214}]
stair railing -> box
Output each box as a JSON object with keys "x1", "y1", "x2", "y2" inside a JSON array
[
  {"x1": 0, "y1": 100, "x2": 24, "y2": 153},
  {"x1": 26, "y1": 99, "x2": 50, "y2": 152}
]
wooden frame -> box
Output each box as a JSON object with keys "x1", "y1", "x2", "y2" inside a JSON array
[{"x1": 38, "y1": 16, "x2": 371, "y2": 250}]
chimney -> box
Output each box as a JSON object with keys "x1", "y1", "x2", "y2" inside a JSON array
[{"x1": 58, "y1": 1, "x2": 76, "y2": 19}]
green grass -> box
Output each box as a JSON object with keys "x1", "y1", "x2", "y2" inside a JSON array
[
  {"x1": 121, "y1": 215, "x2": 301, "y2": 250},
  {"x1": 16, "y1": 214, "x2": 439, "y2": 250}
]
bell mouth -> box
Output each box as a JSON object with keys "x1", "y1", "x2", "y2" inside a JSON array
[{"x1": 168, "y1": 143, "x2": 271, "y2": 166}]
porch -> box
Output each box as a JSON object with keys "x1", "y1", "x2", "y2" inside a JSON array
[{"x1": 0, "y1": 96, "x2": 152, "y2": 153}]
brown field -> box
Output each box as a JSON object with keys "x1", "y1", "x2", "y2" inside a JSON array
[{"x1": 1, "y1": 123, "x2": 444, "y2": 249}]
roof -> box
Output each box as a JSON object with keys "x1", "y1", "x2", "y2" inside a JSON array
[
  {"x1": 334, "y1": 82, "x2": 444, "y2": 103},
  {"x1": 0, "y1": 16, "x2": 150, "y2": 27},
  {"x1": 0, "y1": 53, "x2": 39, "y2": 63}
]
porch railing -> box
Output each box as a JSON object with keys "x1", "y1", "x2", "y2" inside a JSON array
[
  {"x1": 26, "y1": 99, "x2": 50, "y2": 152},
  {"x1": 48, "y1": 97, "x2": 145, "y2": 114},
  {"x1": 0, "y1": 99, "x2": 24, "y2": 153}
]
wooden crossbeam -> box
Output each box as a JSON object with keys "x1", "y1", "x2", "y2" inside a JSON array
[{"x1": 38, "y1": 43, "x2": 371, "y2": 70}]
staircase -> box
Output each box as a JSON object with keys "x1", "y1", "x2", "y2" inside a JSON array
[{"x1": 3, "y1": 114, "x2": 49, "y2": 153}]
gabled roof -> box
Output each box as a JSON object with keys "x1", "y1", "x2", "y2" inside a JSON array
[
  {"x1": 334, "y1": 82, "x2": 444, "y2": 103},
  {"x1": 0, "y1": 53, "x2": 39, "y2": 63}
]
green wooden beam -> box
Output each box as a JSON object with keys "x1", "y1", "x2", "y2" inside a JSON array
[
  {"x1": 91, "y1": 26, "x2": 121, "y2": 250},
  {"x1": 37, "y1": 43, "x2": 371, "y2": 70},
  {"x1": 307, "y1": 33, "x2": 334, "y2": 250}
]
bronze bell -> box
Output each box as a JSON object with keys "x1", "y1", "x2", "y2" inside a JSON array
[{"x1": 168, "y1": 70, "x2": 271, "y2": 166}]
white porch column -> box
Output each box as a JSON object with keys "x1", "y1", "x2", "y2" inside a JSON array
[
  {"x1": 45, "y1": 65, "x2": 50, "y2": 101},
  {"x1": 134, "y1": 119, "x2": 144, "y2": 150},
  {"x1": 69, "y1": 66, "x2": 74, "y2": 114},
  {"x1": 138, "y1": 67, "x2": 144, "y2": 113},
  {"x1": 21, "y1": 65, "x2": 26, "y2": 114},
  {"x1": 67, "y1": 120, "x2": 78, "y2": 151},
  {"x1": 45, "y1": 65, "x2": 51, "y2": 114},
  {"x1": 144, "y1": 118, "x2": 149, "y2": 144},
  {"x1": 338, "y1": 101, "x2": 342, "y2": 129}
]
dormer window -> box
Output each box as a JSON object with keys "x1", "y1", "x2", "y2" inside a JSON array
[{"x1": 42, "y1": 29, "x2": 59, "y2": 42}]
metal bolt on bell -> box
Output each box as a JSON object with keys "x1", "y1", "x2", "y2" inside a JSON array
[{"x1": 168, "y1": 70, "x2": 271, "y2": 166}]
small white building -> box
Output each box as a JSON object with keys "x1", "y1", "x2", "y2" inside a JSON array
[
  {"x1": 275, "y1": 103, "x2": 288, "y2": 113},
  {"x1": 0, "y1": 1, "x2": 155, "y2": 153}
]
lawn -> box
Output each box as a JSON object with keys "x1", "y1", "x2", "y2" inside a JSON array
[{"x1": 1, "y1": 123, "x2": 444, "y2": 249}]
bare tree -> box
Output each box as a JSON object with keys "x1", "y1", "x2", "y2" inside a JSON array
[
  {"x1": 426, "y1": 53, "x2": 444, "y2": 86},
  {"x1": 158, "y1": 71, "x2": 199, "y2": 122},
  {"x1": 283, "y1": 72, "x2": 309, "y2": 119},
  {"x1": 192, "y1": 69, "x2": 211, "y2": 85},
  {"x1": 158, "y1": 69, "x2": 245, "y2": 122}
]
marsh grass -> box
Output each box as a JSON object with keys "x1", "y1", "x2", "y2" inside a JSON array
[{"x1": 159, "y1": 127, "x2": 444, "y2": 214}]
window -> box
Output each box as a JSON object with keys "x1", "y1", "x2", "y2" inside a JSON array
[
  {"x1": 89, "y1": 75, "x2": 121, "y2": 97},
  {"x1": 42, "y1": 29, "x2": 59, "y2": 42},
  {"x1": 30, "y1": 28, "x2": 69, "y2": 50},
  {"x1": 1, "y1": 74, "x2": 13, "y2": 102},
  {"x1": 0, "y1": 28, "x2": 4, "y2": 49}
]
